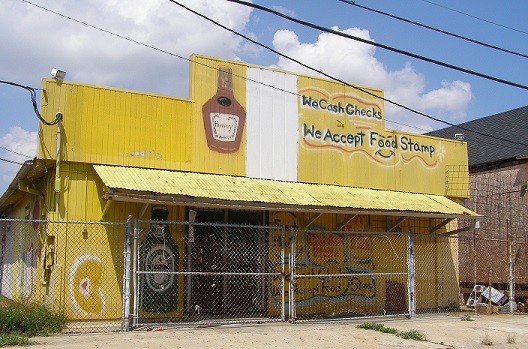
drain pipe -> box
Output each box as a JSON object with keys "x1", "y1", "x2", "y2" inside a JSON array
[{"x1": 54, "y1": 114, "x2": 62, "y2": 212}]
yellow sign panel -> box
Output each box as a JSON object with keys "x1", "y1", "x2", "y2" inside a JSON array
[{"x1": 297, "y1": 76, "x2": 466, "y2": 195}]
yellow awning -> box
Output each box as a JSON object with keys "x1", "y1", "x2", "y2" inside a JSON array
[{"x1": 94, "y1": 165, "x2": 478, "y2": 219}]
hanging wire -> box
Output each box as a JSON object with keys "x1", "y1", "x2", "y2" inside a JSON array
[{"x1": 0, "y1": 80, "x2": 62, "y2": 126}]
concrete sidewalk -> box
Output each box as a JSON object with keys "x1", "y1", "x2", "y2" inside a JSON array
[{"x1": 23, "y1": 313, "x2": 528, "y2": 349}]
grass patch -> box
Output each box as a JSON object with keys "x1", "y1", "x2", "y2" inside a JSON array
[
  {"x1": 357, "y1": 322, "x2": 398, "y2": 334},
  {"x1": 481, "y1": 333, "x2": 493, "y2": 346},
  {"x1": 397, "y1": 329, "x2": 427, "y2": 341},
  {"x1": 357, "y1": 322, "x2": 426, "y2": 341},
  {"x1": 0, "y1": 334, "x2": 35, "y2": 346},
  {"x1": 0, "y1": 295, "x2": 66, "y2": 346}
]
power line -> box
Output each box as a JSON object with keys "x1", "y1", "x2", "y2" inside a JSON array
[
  {"x1": 17, "y1": 0, "x2": 528, "y2": 147},
  {"x1": 419, "y1": 0, "x2": 528, "y2": 36},
  {"x1": 172, "y1": 0, "x2": 528, "y2": 147},
  {"x1": 0, "y1": 157, "x2": 24, "y2": 166},
  {"x1": 0, "y1": 146, "x2": 33, "y2": 159},
  {"x1": 339, "y1": 0, "x2": 528, "y2": 59},
  {"x1": 19, "y1": 0, "x2": 188, "y2": 62},
  {"x1": 226, "y1": 0, "x2": 528, "y2": 91},
  {"x1": 0, "y1": 80, "x2": 62, "y2": 126}
]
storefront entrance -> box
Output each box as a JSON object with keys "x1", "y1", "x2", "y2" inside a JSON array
[{"x1": 188, "y1": 209, "x2": 267, "y2": 315}]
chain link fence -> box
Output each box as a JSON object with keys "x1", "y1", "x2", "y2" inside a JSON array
[
  {"x1": 289, "y1": 230, "x2": 411, "y2": 321},
  {"x1": 129, "y1": 219, "x2": 285, "y2": 328},
  {"x1": 1, "y1": 217, "x2": 526, "y2": 333},
  {"x1": 0, "y1": 218, "x2": 127, "y2": 333}
]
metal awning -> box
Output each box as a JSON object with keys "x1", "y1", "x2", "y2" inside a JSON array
[{"x1": 94, "y1": 165, "x2": 479, "y2": 219}]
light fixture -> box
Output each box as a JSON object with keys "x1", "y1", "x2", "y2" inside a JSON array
[
  {"x1": 51, "y1": 68, "x2": 66, "y2": 81},
  {"x1": 454, "y1": 133, "x2": 464, "y2": 141}
]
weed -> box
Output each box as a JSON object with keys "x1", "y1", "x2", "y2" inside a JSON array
[
  {"x1": 357, "y1": 322, "x2": 426, "y2": 341},
  {"x1": 0, "y1": 296, "x2": 66, "y2": 338},
  {"x1": 461, "y1": 314, "x2": 474, "y2": 321},
  {"x1": 0, "y1": 333, "x2": 34, "y2": 346},
  {"x1": 357, "y1": 322, "x2": 398, "y2": 334},
  {"x1": 481, "y1": 333, "x2": 493, "y2": 346},
  {"x1": 397, "y1": 329, "x2": 427, "y2": 341},
  {"x1": 506, "y1": 333, "x2": 516, "y2": 344}
]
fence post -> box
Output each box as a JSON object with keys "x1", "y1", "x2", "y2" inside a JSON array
[
  {"x1": 508, "y1": 229, "x2": 514, "y2": 314},
  {"x1": 407, "y1": 228, "x2": 416, "y2": 318},
  {"x1": 289, "y1": 227, "x2": 296, "y2": 323},
  {"x1": 281, "y1": 225, "x2": 286, "y2": 322},
  {"x1": 122, "y1": 215, "x2": 132, "y2": 331},
  {"x1": 132, "y1": 218, "x2": 139, "y2": 328}
]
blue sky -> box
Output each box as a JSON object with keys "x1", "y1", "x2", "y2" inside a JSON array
[{"x1": 0, "y1": 0, "x2": 526, "y2": 194}]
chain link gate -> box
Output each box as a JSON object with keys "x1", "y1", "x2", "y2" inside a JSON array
[
  {"x1": 125, "y1": 217, "x2": 510, "y2": 329},
  {"x1": 288, "y1": 229, "x2": 415, "y2": 322},
  {"x1": 126, "y1": 219, "x2": 287, "y2": 328}
]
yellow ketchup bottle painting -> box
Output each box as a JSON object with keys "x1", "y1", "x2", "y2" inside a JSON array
[{"x1": 202, "y1": 66, "x2": 246, "y2": 153}]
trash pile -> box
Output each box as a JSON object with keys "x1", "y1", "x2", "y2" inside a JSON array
[{"x1": 466, "y1": 285, "x2": 518, "y2": 313}]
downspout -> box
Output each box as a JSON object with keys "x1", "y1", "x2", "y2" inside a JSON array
[{"x1": 54, "y1": 118, "x2": 62, "y2": 212}]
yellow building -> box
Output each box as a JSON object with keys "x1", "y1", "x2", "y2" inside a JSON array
[{"x1": 0, "y1": 55, "x2": 478, "y2": 327}]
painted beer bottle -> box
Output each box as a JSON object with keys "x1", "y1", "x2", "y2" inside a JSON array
[
  {"x1": 202, "y1": 66, "x2": 246, "y2": 153},
  {"x1": 141, "y1": 205, "x2": 179, "y2": 313}
]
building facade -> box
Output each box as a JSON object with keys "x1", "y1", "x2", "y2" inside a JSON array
[{"x1": 0, "y1": 55, "x2": 477, "y2": 325}]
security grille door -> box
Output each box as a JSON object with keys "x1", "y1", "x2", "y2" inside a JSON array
[
  {"x1": 190, "y1": 210, "x2": 264, "y2": 315},
  {"x1": 191, "y1": 210, "x2": 225, "y2": 314}
]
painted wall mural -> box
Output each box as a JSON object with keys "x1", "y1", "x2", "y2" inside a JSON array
[
  {"x1": 269, "y1": 213, "x2": 377, "y2": 312},
  {"x1": 69, "y1": 255, "x2": 105, "y2": 315},
  {"x1": 140, "y1": 205, "x2": 179, "y2": 314}
]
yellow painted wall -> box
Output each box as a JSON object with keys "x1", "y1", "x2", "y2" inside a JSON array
[
  {"x1": 27, "y1": 161, "x2": 188, "y2": 320},
  {"x1": 38, "y1": 81, "x2": 193, "y2": 171},
  {"x1": 30, "y1": 53, "x2": 468, "y2": 318},
  {"x1": 38, "y1": 54, "x2": 469, "y2": 198}
]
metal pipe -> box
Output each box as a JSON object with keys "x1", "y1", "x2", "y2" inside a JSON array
[
  {"x1": 407, "y1": 228, "x2": 416, "y2": 318},
  {"x1": 508, "y1": 226, "x2": 514, "y2": 314},
  {"x1": 122, "y1": 215, "x2": 132, "y2": 331},
  {"x1": 132, "y1": 218, "x2": 139, "y2": 328},
  {"x1": 54, "y1": 118, "x2": 62, "y2": 211},
  {"x1": 281, "y1": 225, "x2": 285, "y2": 321}
]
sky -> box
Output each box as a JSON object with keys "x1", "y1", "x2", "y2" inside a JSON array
[{"x1": 0, "y1": 0, "x2": 526, "y2": 194}]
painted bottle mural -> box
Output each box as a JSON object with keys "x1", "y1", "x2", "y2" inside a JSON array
[
  {"x1": 141, "y1": 205, "x2": 179, "y2": 313},
  {"x1": 202, "y1": 66, "x2": 246, "y2": 153}
]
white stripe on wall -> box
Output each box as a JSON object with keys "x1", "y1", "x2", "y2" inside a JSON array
[{"x1": 246, "y1": 68, "x2": 298, "y2": 182}]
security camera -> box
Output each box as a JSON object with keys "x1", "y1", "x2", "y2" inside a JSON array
[{"x1": 56, "y1": 112, "x2": 63, "y2": 120}]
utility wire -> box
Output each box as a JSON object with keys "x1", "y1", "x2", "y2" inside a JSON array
[
  {"x1": 20, "y1": 0, "x2": 188, "y2": 60},
  {"x1": 0, "y1": 146, "x2": 33, "y2": 159},
  {"x1": 16, "y1": 0, "x2": 528, "y2": 147},
  {"x1": 0, "y1": 157, "x2": 24, "y2": 166},
  {"x1": 339, "y1": 0, "x2": 528, "y2": 59},
  {"x1": 172, "y1": 0, "x2": 528, "y2": 147},
  {"x1": 226, "y1": 0, "x2": 528, "y2": 91},
  {"x1": 0, "y1": 80, "x2": 62, "y2": 126},
  {"x1": 419, "y1": 0, "x2": 528, "y2": 36}
]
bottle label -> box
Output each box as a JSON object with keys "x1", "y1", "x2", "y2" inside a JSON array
[
  {"x1": 210, "y1": 112, "x2": 239, "y2": 141},
  {"x1": 145, "y1": 243, "x2": 176, "y2": 293}
]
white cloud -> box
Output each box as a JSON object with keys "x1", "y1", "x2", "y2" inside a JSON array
[
  {"x1": 0, "y1": 0, "x2": 253, "y2": 97},
  {"x1": 0, "y1": 127, "x2": 37, "y2": 191},
  {"x1": 0, "y1": 0, "x2": 255, "y2": 194},
  {"x1": 271, "y1": 27, "x2": 472, "y2": 132}
]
